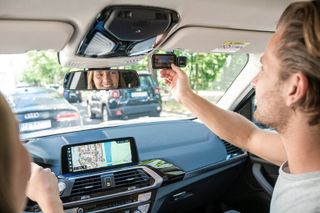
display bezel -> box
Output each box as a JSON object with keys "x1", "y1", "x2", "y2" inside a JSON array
[{"x1": 61, "y1": 137, "x2": 139, "y2": 174}]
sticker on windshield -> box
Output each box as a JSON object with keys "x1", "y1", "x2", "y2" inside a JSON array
[{"x1": 212, "y1": 41, "x2": 250, "y2": 53}]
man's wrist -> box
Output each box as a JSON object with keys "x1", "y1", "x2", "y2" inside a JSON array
[{"x1": 180, "y1": 89, "x2": 195, "y2": 104}]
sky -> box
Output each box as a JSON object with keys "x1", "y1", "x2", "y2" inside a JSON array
[{"x1": 0, "y1": 54, "x2": 27, "y2": 94}]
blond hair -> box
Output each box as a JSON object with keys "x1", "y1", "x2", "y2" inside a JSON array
[
  {"x1": 276, "y1": 1, "x2": 320, "y2": 125},
  {"x1": 0, "y1": 93, "x2": 16, "y2": 213},
  {"x1": 87, "y1": 71, "x2": 96, "y2": 89}
]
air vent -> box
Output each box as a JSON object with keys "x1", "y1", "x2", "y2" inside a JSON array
[
  {"x1": 222, "y1": 140, "x2": 243, "y2": 159},
  {"x1": 71, "y1": 175, "x2": 102, "y2": 196},
  {"x1": 114, "y1": 168, "x2": 152, "y2": 189},
  {"x1": 68, "y1": 168, "x2": 155, "y2": 200}
]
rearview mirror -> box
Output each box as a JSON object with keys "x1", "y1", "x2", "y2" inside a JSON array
[{"x1": 63, "y1": 69, "x2": 140, "y2": 90}]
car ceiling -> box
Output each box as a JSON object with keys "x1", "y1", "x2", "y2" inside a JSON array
[{"x1": 0, "y1": 0, "x2": 305, "y2": 68}]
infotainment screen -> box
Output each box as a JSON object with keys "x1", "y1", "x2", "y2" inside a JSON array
[{"x1": 61, "y1": 137, "x2": 138, "y2": 174}]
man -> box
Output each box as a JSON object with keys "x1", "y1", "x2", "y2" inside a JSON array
[{"x1": 161, "y1": 1, "x2": 320, "y2": 212}]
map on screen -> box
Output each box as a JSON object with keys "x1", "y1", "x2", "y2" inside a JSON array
[{"x1": 68, "y1": 139, "x2": 132, "y2": 172}]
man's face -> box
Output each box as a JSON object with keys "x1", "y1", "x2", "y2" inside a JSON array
[
  {"x1": 93, "y1": 70, "x2": 119, "y2": 89},
  {"x1": 252, "y1": 32, "x2": 291, "y2": 131}
]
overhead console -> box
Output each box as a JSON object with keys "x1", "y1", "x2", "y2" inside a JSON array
[{"x1": 76, "y1": 5, "x2": 179, "y2": 58}]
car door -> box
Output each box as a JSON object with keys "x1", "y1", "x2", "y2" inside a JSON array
[
  {"x1": 222, "y1": 90, "x2": 279, "y2": 213},
  {"x1": 242, "y1": 90, "x2": 279, "y2": 189}
]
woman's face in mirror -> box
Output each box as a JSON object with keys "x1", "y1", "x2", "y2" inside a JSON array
[{"x1": 93, "y1": 70, "x2": 119, "y2": 89}]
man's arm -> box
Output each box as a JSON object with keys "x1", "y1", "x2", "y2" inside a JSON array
[
  {"x1": 182, "y1": 91, "x2": 286, "y2": 166},
  {"x1": 161, "y1": 64, "x2": 287, "y2": 166}
]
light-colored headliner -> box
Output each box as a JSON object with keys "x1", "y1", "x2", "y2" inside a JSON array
[{"x1": 0, "y1": 0, "x2": 303, "y2": 67}]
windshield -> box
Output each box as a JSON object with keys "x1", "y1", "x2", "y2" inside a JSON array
[
  {"x1": 0, "y1": 50, "x2": 248, "y2": 136},
  {"x1": 11, "y1": 88, "x2": 67, "y2": 110}
]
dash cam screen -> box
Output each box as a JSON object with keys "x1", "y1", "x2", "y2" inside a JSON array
[
  {"x1": 64, "y1": 138, "x2": 135, "y2": 173},
  {"x1": 152, "y1": 54, "x2": 175, "y2": 69}
]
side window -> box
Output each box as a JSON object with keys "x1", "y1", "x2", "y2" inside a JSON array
[
  {"x1": 139, "y1": 76, "x2": 148, "y2": 87},
  {"x1": 236, "y1": 92, "x2": 273, "y2": 131},
  {"x1": 139, "y1": 75, "x2": 153, "y2": 87}
]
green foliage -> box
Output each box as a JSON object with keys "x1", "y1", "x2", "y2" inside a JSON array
[
  {"x1": 174, "y1": 50, "x2": 228, "y2": 90},
  {"x1": 124, "y1": 51, "x2": 248, "y2": 92},
  {"x1": 173, "y1": 51, "x2": 248, "y2": 91},
  {"x1": 21, "y1": 51, "x2": 73, "y2": 86},
  {"x1": 20, "y1": 50, "x2": 247, "y2": 92},
  {"x1": 125, "y1": 56, "x2": 148, "y2": 71}
]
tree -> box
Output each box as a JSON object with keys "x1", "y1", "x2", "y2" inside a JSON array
[
  {"x1": 174, "y1": 50, "x2": 228, "y2": 90},
  {"x1": 21, "y1": 51, "x2": 73, "y2": 86},
  {"x1": 123, "y1": 51, "x2": 230, "y2": 91}
]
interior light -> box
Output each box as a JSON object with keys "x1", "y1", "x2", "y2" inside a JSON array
[
  {"x1": 129, "y1": 37, "x2": 156, "y2": 56},
  {"x1": 84, "y1": 32, "x2": 115, "y2": 56}
]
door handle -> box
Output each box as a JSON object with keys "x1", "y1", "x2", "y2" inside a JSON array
[
  {"x1": 252, "y1": 163, "x2": 273, "y2": 196},
  {"x1": 172, "y1": 191, "x2": 193, "y2": 201}
]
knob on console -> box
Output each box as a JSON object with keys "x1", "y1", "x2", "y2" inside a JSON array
[{"x1": 58, "y1": 181, "x2": 66, "y2": 195}]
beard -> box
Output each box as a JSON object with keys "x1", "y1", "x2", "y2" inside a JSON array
[{"x1": 254, "y1": 86, "x2": 291, "y2": 133}]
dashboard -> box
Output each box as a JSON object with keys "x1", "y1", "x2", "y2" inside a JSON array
[{"x1": 23, "y1": 119, "x2": 247, "y2": 213}]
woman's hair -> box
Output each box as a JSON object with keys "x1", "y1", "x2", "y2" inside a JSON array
[
  {"x1": 0, "y1": 93, "x2": 16, "y2": 213},
  {"x1": 276, "y1": 1, "x2": 320, "y2": 125},
  {"x1": 87, "y1": 71, "x2": 96, "y2": 89}
]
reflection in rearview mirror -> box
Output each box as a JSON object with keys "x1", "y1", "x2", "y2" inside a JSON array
[{"x1": 64, "y1": 69, "x2": 140, "y2": 90}]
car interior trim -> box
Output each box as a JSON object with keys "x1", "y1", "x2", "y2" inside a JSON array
[
  {"x1": 60, "y1": 166, "x2": 163, "y2": 208},
  {"x1": 184, "y1": 152, "x2": 247, "y2": 179},
  {"x1": 252, "y1": 163, "x2": 274, "y2": 196},
  {"x1": 160, "y1": 26, "x2": 273, "y2": 53},
  {"x1": 0, "y1": 20, "x2": 74, "y2": 53}
]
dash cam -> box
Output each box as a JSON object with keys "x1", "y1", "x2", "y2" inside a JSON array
[{"x1": 152, "y1": 54, "x2": 187, "y2": 69}]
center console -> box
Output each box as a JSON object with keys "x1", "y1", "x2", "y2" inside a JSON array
[
  {"x1": 59, "y1": 138, "x2": 161, "y2": 213},
  {"x1": 25, "y1": 137, "x2": 185, "y2": 213},
  {"x1": 60, "y1": 166, "x2": 161, "y2": 213}
]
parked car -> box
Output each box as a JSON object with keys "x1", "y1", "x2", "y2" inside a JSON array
[
  {"x1": 63, "y1": 89, "x2": 82, "y2": 103},
  {"x1": 87, "y1": 72, "x2": 162, "y2": 121},
  {"x1": 46, "y1": 84, "x2": 61, "y2": 91},
  {"x1": 9, "y1": 87, "x2": 82, "y2": 133}
]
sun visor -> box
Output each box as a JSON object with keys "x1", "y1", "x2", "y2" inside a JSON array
[
  {"x1": 160, "y1": 27, "x2": 273, "y2": 53},
  {"x1": 0, "y1": 20, "x2": 74, "y2": 53}
]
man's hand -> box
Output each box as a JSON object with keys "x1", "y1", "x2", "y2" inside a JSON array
[
  {"x1": 26, "y1": 163, "x2": 63, "y2": 213},
  {"x1": 160, "y1": 64, "x2": 193, "y2": 103}
]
